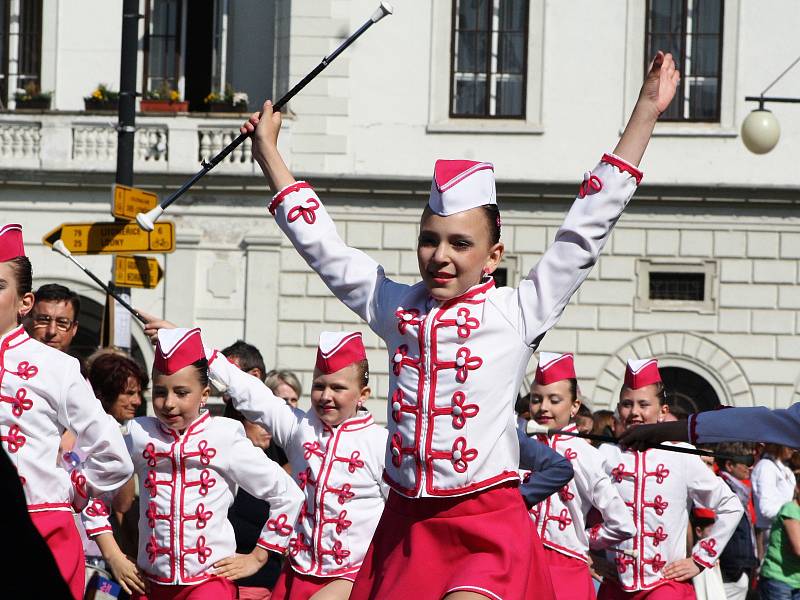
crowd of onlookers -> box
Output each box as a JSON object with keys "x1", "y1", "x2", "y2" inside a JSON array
[{"x1": 25, "y1": 281, "x2": 800, "y2": 600}]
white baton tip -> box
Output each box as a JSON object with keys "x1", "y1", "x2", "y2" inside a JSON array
[
  {"x1": 52, "y1": 239, "x2": 72, "y2": 258},
  {"x1": 525, "y1": 420, "x2": 549, "y2": 436},
  {"x1": 136, "y1": 205, "x2": 163, "y2": 232},
  {"x1": 371, "y1": 2, "x2": 393, "y2": 22}
]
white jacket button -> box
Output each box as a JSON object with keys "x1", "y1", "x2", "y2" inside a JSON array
[
  {"x1": 392, "y1": 401, "x2": 402, "y2": 411},
  {"x1": 452, "y1": 405, "x2": 463, "y2": 416},
  {"x1": 452, "y1": 450, "x2": 462, "y2": 461},
  {"x1": 456, "y1": 356, "x2": 466, "y2": 367},
  {"x1": 391, "y1": 447, "x2": 401, "y2": 457},
  {"x1": 393, "y1": 353, "x2": 403, "y2": 363}
]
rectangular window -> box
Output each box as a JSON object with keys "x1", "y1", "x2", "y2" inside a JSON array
[
  {"x1": 450, "y1": 0, "x2": 528, "y2": 118},
  {"x1": 0, "y1": 0, "x2": 8, "y2": 105},
  {"x1": 649, "y1": 272, "x2": 705, "y2": 301},
  {"x1": 144, "y1": 0, "x2": 182, "y2": 95},
  {"x1": 645, "y1": 0, "x2": 723, "y2": 121},
  {"x1": 16, "y1": 0, "x2": 42, "y2": 93}
]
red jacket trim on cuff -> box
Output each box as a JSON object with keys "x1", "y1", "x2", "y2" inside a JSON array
[
  {"x1": 256, "y1": 539, "x2": 287, "y2": 554},
  {"x1": 269, "y1": 181, "x2": 311, "y2": 215},
  {"x1": 601, "y1": 153, "x2": 644, "y2": 185},
  {"x1": 86, "y1": 526, "x2": 113, "y2": 537},
  {"x1": 692, "y1": 553, "x2": 713, "y2": 570}
]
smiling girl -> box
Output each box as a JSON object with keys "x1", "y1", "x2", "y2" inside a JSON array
[
  {"x1": 84, "y1": 328, "x2": 303, "y2": 600},
  {"x1": 244, "y1": 52, "x2": 679, "y2": 600},
  {"x1": 528, "y1": 353, "x2": 635, "y2": 600},
  {"x1": 0, "y1": 224, "x2": 132, "y2": 599},
  {"x1": 195, "y1": 330, "x2": 389, "y2": 600},
  {"x1": 596, "y1": 359, "x2": 742, "y2": 600}
]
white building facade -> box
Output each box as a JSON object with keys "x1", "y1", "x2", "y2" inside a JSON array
[{"x1": 1, "y1": 0, "x2": 798, "y2": 419}]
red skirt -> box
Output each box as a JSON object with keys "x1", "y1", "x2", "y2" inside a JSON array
[
  {"x1": 271, "y1": 564, "x2": 356, "y2": 600},
  {"x1": 30, "y1": 510, "x2": 85, "y2": 600},
  {"x1": 544, "y1": 547, "x2": 596, "y2": 600},
  {"x1": 132, "y1": 576, "x2": 237, "y2": 600},
  {"x1": 597, "y1": 578, "x2": 696, "y2": 600},
  {"x1": 350, "y1": 482, "x2": 555, "y2": 600}
]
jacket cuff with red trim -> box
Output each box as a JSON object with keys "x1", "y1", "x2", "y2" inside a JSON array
[
  {"x1": 691, "y1": 553, "x2": 713, "y2": 570},
  {"x1": 86, "y1": 525, "x2": 114, "y2": 537},
  {"x1": 204, "y1": 346, "x2": 219, "y2": 365},
  {"x1": 256, "y1": 539, "x2": 288, "y2": 554},
  {"x1": 269, "y1": 181, "x2": 311, "y2": 215},
  {"x1": 601, "y1": 153, "x2": 644, "y2": 185}
]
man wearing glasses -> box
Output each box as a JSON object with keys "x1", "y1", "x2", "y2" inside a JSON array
[{"x1": 26, "y1": 283, "x2": 81, "y2": 354}]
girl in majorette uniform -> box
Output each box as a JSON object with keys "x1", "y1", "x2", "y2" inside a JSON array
[
  {"x1": 83, "y1": 328, "x2": 303, "y2": 600},
  {"x1": 242, "y1": 52, "x2": 679, "y2": 600},
  {"x1": 0, "y1": 223, "x2": 133, "y2": 599},
  {"x1": 527, "y1": 352, "x2": 636, "y2": 600},
  {"x1": 205, "y1": 330, "x2": 389, "y2": 600},
  {"x1": 596, "y1": 359, "x2": 743, "y2": 600}
]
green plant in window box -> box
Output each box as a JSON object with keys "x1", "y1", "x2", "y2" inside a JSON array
[
  {"x1": 14, "y1": 83, "x2": 52, "y2": 110},
  {"x1": 141, "y1": 83, "x2": 188, "y2": 112},
  {"x1": 203, "y1": 83, "x2": 249, "y2": 113},
  {"x1": 84, "y1": 83, "x2": 120, "y2": 112}
]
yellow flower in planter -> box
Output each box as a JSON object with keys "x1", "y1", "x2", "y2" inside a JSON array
[{"x1": 169, "y1": 89, "x2": 180, "y2": 102}]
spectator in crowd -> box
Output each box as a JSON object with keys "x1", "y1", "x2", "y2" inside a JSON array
[
  {"x1": 223, "y1": 342, "x2": 290, "y2": 472},
  {"x1": 753, "y1": 444, "x2": 797, "y2": 552},
  {"x1": 223, "y1": 339, "x2": 267, "y2": 382},
  {"x1": 591, "y1": 409, "x2": 618, "y2": 445},
  {"x1": 88, "y1": 351, "x2": 148, "y2": 424},
  {"x1": 715, "y1": 442, "x2": 758, "y2": 600},
  {"x1": 265, "y1": 369, "x2": 302, "y2": 409},
  {"x1": 224, "y1": 402, "x2": 285, "y2": 600},
  {"x1": 575, "y1": 402, "x2": 594, "y2": 435},
  {"x1": 759, "y1": 470, "x2": 800, "y2": 600},
  {"x1": 690, "y1": 507, "x2": 726, "y2": 600},
  {"x1": 515, "y1": 393, "x2": 531, "y2": 430},
  {"x1": 26, "y1": 283, "x2": 80, "y2": 353}
]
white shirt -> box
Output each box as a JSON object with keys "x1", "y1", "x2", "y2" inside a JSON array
[
  {"x1": 530, "y1": 424, "x2": 635, "y2": 562},
  {"x1": 751, "y1": 455, "x2": 796, "y2": 529},
  {"x1": 83, "y1": 412, "x2": 304, "y2": 586},
  {"x1": 599, "y1": 443, "x2": 743, "y2": 592},
  {"x1": 0, "y1": 325, "x2": 132, "y2": 511},
  {"x1": 269, "y1": 154, "x2": 642, "y2": 498},
  {"x1": 209, "y1": 351, "x2": 389, "y2": 579}
]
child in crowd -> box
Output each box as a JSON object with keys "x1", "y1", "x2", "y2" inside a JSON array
[
  {"x1": 84, "y1": 328, "x2": 303, "y2": 600},
  {"x1": 0, "y1": 223, "x2": 133, "y2": 598},
  {"x1": 203, "y1": 330, "x2": 389, "y2": 600},
  {"x1": 688, "y1": 508, "x2": 726, "y2": 600},
  {"x1": 597, "y1": 359, "x2": 743, "y2": 600},
  {"x1": 759, "y1": 469, "x2": 800, "y2": 600},
  {"x1": 242, "y1": 47, "x2": 679, "y2": 599},
  {"x1": 528, "y1": 353, "x2": 635, "y2": 600}
]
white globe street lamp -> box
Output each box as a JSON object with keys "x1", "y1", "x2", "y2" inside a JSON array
[{"x1": 741, "y1": 107, "x2": 781, "y2": 154}]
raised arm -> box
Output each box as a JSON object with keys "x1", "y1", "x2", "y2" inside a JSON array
[
  {"x1": 207, "y1": 349, "x2": 301, "y2": 450},
  {"x1": 242, "y1": 102, "x2": 407, "y2": 332},
  {"x1": 517, "y1": 428, "x2": 574, "y2": 507},
  {"x1": 60, "y1": 359, "x2": 133, "y2": 505},
  {"x1": 505, "y1": 53, "x2": 679, "y2": 346}
]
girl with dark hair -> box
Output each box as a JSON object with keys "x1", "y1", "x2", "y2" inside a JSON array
[
  {"x1": 0, "y1": 223, "x2": 133, "y2": 598},
  {"x1": 83, "y1": 328, "x2": 303, "y2": 600}
]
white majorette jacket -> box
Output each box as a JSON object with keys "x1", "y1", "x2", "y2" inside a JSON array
[
  {"x1": 531, "y1": 423, "x2": 635, "y2": 562},
  {"x1": 267, "y1": 153, "x2": 643, "y2": 498},
  {"x1": 208, "y1": 351, "x2": 389, "y2": 579},
  {"x1": 83, "y1": 412, "x2": 304, "y2": 585},
  {"x1": 598, "y1": 443, "x2": 743, "y2": 592},
  {"x1": 0, "y1": 325, "x2": 132, "y2": 512}
]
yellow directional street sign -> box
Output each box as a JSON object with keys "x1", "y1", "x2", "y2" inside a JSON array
[
  {"x1": 114, "y1": 255, "x2": 164, "y2": 289},
  {"x1": 43, "y1": 221, "x2": 175, "y2": 255},
  {"x1": 112, "y1": 184, "x2": 158, "y2": 221}
]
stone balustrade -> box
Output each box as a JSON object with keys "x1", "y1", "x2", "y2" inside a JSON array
[{"x1": 0, "y1": 111, "x2": 281, "y2": 174}]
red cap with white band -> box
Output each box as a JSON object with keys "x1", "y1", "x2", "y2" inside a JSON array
[
  {"x1": 534, "y1": 352, "x2": 576, "y2": 385},
  {"x1": 154, "y1": 328, "x2": 205, "y2": 375},
  {"x1": 0, "y1": 224, "x2": 25, "y2": 262},
  {"x1": 624, "y1": 358, "x2": 662, "y2": 390},
  {"x1": 315, "y1": 331, "x2": 367, "y2": 374},
  {"x1": 428, "y1": 160, "x2": 496, "y2": 216}
]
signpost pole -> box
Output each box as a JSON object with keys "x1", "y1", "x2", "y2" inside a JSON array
[{"x1": 113, "y1": 0, "x2": 141, "y2": 351}]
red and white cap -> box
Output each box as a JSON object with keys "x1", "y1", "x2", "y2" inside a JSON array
[
  {"x1": 428, "y1": 160, "x2": 496, "y2": 216},
  {"x1": 0, "y1": 224, "x2": 25, "y2": 262},
  {"x1": 154, "y1": 328, "x2": 205, "y2": 375},
  {"x1": 692, "y1": 507, "x2": 717, "y2": 521},
  {"x1": 316, "y1": 331, "x2": 367, "y2": 374},
  {"x1": 624, "y1": 358, "x2": 662, "y2": 390},
  {"x1": 534, "y1": 352, "x2": 576, "y2": 385}
]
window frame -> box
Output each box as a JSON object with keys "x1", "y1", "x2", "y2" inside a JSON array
[
  {"x1": 448, "y1": 0, "x2": 530, "y2": 120},
  {"x1": 428, "y1": 0, "x2": 544, "y2": 135},
  {"x1": 635, "y1": 259, "x2": 718, "y2": 314},
  {"x1": 142, "y1": 0, "x2": 185, "y2": 98},
  {"x1": 622, "y1": 0, "x2": 740, "y2": 138},
  {"x1": 644, "y1": 0, "x2": 725, "y2": 123},
  {"x1": 0, "y1": 0, "x2": 8, "y2": 105}
]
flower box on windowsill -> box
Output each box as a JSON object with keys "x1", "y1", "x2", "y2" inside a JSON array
[
  {"x1": 206, "y1": 101, "x2": 248, "y2": 113},
  {"x1": 84, "y1": 98, "x2": 119, "y2": 112},
  {"x1": 15, "y1": 98, "x2": 51, "y2": 110},
  {"x1": 140, "y1": 99, "x2": 189, "y2": 113}
]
